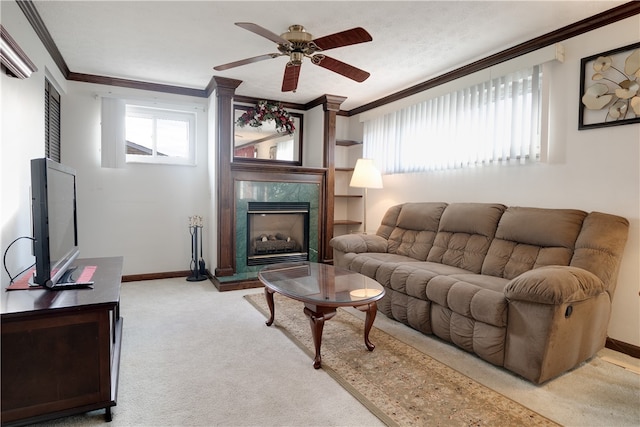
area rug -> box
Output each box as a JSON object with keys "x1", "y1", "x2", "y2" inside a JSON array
[{"x1": 245, "y1": 292, "x2": 559, "y2": 427}]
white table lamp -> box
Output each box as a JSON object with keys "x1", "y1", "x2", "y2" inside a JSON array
[{"x1": 349, "y1": 158, "x2": 383, "y2": 234}]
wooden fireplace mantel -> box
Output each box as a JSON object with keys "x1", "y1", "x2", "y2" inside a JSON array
[{"x1": 213, "y1": 78, "x2": 343, "y2": 280}]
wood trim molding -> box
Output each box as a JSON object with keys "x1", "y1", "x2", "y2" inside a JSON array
[
  {"x1": 121, "y1": 270, "x2": 194, "y2": 282},
  {"x1": 20, "y1": 0, "x2": 639, "y2": 112},
  {"x1": 17, "y1": 0, "x2": 69, "y2": 77},
  {"x1": 68, "y1": 72, "x2": 206, "y2": 97},
  {"x1": 233, "y1": 93, "x2": 307, "y2": 111},
  {"x1": 211, "y1": 276, "x2": 261, "y2": 292},
  {"x1": 348, "y1": 1, "x2": 640, "y2": 116},
  {"x1": 231, "y1": 162, "x2": 326, "y2": 177},
  {"x1": 0, "y1": 25, "x2": 38, "y2": 78},
  {"x1": 606, "y1": 337, "x2": 640, "y2": 359}
]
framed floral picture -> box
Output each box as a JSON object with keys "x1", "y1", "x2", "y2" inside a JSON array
[{"x1": 579, "y1": 42, "x2": 640, "y2": 130}]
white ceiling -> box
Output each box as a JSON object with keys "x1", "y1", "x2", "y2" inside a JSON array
[{"x1": 32, "y1": 1, "x2": 626, "y2": 111}]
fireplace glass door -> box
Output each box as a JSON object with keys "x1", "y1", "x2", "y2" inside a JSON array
[{"x1": 246, "y1": 202, "x2": 310, "y2": 266}]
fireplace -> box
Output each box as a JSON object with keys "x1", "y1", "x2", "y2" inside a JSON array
[{"x1": 246, "y1": 202, "x2": 310, "y2": 266}]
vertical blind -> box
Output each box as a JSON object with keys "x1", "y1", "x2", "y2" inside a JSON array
[{"x1": 363, "y1": 66, "x2": 542, "y2": 174}]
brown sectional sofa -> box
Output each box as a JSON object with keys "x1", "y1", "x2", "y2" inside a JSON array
[{"x1": 329, "y1": 202, "x2": 629, "y2": 383}]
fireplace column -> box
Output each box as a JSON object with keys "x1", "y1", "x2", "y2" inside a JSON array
[
  {"x1": 321, "y1": 95, "x2": 347, "y2": 263},
  {"x1": 212, "y1": 76, "x2": 242, "y2": 277}
]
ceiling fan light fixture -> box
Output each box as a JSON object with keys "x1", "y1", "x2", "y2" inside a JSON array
[{"x1": 281, "y1": 25, "x2": 313, "y2": 43}]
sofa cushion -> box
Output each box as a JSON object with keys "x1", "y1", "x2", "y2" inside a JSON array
[
  {"x1": 424, "y1": 274, "x2": 508, "y2": 328},
  {"x1": 375, "y1": 204, "x2": 403, "y2": 240},
  {"x1": 384, "y1": 262, "x2": 472, "y2": 300},
  {"x1": 448, "y1": 273, "x2": 509, "y2": 293},
  {"x1": 329, "y1": 233, "x2": 388, "y2": 254},
  {"x1": 427, "y1": 203, "x2": 506, "y2": 273},
  {"x1": 342, "y1": 252, "x2": 418, "y2": 282},
  {"x1": 482, "y1": 207, "x2": 587, "y2": 279},
  {"x1": 570, "y1": 212, "x2": 630, "y2": 294},
  {"x1": 428, "y1": 275, "x2": 509, "y2": 366},
  {"x1": 386, "y1": 202, "x2": 447, "y2": 260}
]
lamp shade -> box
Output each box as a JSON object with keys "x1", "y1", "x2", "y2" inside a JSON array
[{"x1": 350, "y1": 158, "x2": 383, "y2": 189}]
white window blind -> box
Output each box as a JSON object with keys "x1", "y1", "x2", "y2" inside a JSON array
[
  {"x1": 363, "y1": 66, "x2": 542, "y2": 174},
  {"x1": 276, "y1": 139, "x2": 294, "y2": 161},
  {"x1": 101, "y1": 97, "x2": 126, "y2": 168}
]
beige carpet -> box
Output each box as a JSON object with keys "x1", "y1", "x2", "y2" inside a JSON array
[
  {"x1": 245, "y1": 292, "x2": 558, "y2": 427},
  {"x1": 23, "y1": 279, "x2": 638, "y2": 427}
]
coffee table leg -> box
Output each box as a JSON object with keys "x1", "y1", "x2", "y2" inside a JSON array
[
  {"x1": 264, "y1": 287, "x2": 275, "y2": 326},
  {"x1": 303, "y1": 306, "x2": 336, "y2": 369},
  {"x1": 304, "y1": 307, "x2": 324, "y2": 369},
  {"x1": 357, "y1": 302, "x2": 378, "y2": 351}
]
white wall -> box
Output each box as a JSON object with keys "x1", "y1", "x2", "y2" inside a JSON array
[
  {"x1": 1, "y1": 2, "x2": 211, "y2": 280},
  {"x1": 356, "y1": 16, "x2": 640, "y2": 346},
  {"x1": 303, "y1": 105, "x2": 324, "y2": 167},
  {"x1": 1, "y1": 1, "x2": 67, "y2": 286},
  {"x1": 62, "y1": 82, "x2": 210, "y2": 276}
]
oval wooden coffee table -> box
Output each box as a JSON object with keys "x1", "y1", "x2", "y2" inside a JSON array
[{"x1": 258, "y1": 261, "x2": 385, "y2": 369}]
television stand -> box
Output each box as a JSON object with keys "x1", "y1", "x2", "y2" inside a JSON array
[{"x1": 1, "y1": 257, "x2": 123, "y2": 426}]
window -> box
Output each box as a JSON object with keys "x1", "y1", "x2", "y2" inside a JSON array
[
  {"x1": 125, "y1": 104, "x2": 196, "y2": 165},
  {"x1": 363, "y1": 66, "x2": 542, "y2": 174},
  {"x1": 45, "y1": 79, "x2": 61, "y2": 162}
]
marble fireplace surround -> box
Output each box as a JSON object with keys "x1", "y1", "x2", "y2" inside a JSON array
[
  {"x1": 214, "y1": 165, "x2": 326, "y2": 288},
  {"x1": 236, "y1": 181, "x2": 320, "y2": 273}
]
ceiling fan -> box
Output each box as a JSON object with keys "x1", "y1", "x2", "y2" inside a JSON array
[{"x1": 213, "y1": 23, "x2": 372, "y2": 92}]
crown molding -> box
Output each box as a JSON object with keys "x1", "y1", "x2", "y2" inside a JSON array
[
  {"x1": 19, "y1": 0, "x2": 640, "y2": 113},
  {"x1": 233, "y1": 93, "x2": 307, "y2": 111},
  {"x1": 1, "y1": 25, "x2": 37, "y2": 78},
  {"x1": 67, "y1": 72, "x2": 207, "y2": 97},
  {"x1": 16, "y1": 0, "x2": 68, "y2": 77},
  {"x1": 348, "y1": 1, "x2": 640, "y2": 116}
]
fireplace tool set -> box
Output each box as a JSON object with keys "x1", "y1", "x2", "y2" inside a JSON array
[{"x1": 187, "y1": 215, "x2": 207, "y2": 282}]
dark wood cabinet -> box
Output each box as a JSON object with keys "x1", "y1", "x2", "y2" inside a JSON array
[{"x1": 1, "y1": 257, "x2": 123, "y2": 426}]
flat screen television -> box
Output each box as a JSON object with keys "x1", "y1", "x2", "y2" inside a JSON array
[{"x1": 30, "y1": 158, "x2": 80, "y2": 288}]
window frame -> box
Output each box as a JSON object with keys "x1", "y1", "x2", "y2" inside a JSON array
[{"x1": 125, "y1": 103, "x2": 197, "y2": 166}]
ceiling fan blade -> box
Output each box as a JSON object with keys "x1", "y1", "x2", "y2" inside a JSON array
[
  {"x1": 213, "y1": 53, "x2": 279, "y2": 71},
  {"x1": 282, "y1": 63, "x2": 301, "y2": 92},
  {"x1": 312, "y1": 27, "x2": 372, "y2": 51},
  {"x1": 235, "y1": 22, "x2": 291, "y2": 46},
  {"x1": 311, "y1": 55, "x2": 370, "y2": 82}
]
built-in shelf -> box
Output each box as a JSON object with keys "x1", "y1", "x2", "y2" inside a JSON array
[
  {"x1": 334, "y1": 139, "x2": 363, "y2": 235},
  {"x1": 334, "y1": 220, "x2": 362, "y2": 226},
  {"x1": 336, "y1": 139, "x2": 361, "y2": 147}
]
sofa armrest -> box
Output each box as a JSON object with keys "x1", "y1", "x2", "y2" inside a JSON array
[
  {"x1": 504, "y1": 266, "x2": 607, "y2": 305},
  {"x1": 329, "y1": 234, "x2": 388, "y2": 254}
]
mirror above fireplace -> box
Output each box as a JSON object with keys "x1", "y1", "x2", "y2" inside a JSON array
[{"x1": 233, "y1": 105, "x2": 303, "y2": 166}]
